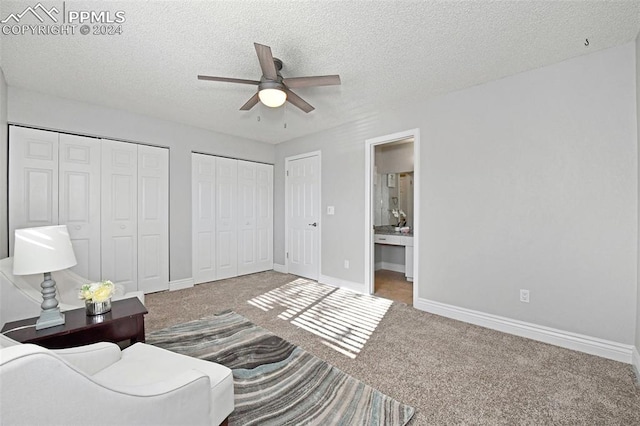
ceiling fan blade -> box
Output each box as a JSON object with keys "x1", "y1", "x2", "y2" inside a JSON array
[
  {"x1": 285, "y1": 89, "x2": 315, "y2": 113},
  {"x1": 283, "y1": 75, "x2": 341, "y2": 88},
  {"x1": 254, "y1": 43, "x2": 278, "y2": 80},
  {"x1": 198, "y1": 75, "x2": 259, "y2": 85},
  {"x1": 240, "y1": 92, "x2": 260, "y2": 111}
]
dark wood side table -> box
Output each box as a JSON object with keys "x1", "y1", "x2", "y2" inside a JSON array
[{"x1": 1, "y1": 297, "x2": 148, "y2": 349}]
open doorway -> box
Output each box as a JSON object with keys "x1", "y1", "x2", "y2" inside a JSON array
[{"x1": 365, "y1": 129, "x2": 420, "y2": 306}]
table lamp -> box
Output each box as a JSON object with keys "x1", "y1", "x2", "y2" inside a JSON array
[{"x1": 13, "y1": 225, "x2": 77, "y2": 330}]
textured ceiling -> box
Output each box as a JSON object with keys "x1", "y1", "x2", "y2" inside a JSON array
[{"x1": 1, "y1": 1, "x2": 639, "y2": 144}]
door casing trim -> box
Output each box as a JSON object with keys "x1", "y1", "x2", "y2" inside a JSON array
[{"x1": 365, "y1": 129, "x2": 420, "y2": 303}]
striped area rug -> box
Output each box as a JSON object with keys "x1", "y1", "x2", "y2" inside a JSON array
[{"x1": 147, "y1": 311, "x2": 415, "y2": 425}]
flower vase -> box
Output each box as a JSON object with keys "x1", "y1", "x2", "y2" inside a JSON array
[{"x1": 86, "y1": 298, "x2": 112, "y2": 315}]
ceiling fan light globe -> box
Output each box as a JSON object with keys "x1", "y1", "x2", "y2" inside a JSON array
[{"x1": 258, "y1": 88, "x2": 287, "y2": 108}]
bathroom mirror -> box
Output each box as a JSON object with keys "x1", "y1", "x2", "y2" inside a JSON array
[{"x1": 374, "y1": 172, "x2": 413, "y2": 227}]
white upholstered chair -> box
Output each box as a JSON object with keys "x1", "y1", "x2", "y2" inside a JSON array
[
  {"x1": 0, "y1": 334, "x2": 234, "y2": 425},
  {"x1": 0, "y1": 256, "x2": 145, "y2": 326}
]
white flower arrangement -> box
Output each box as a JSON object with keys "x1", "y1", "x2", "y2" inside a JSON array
[
  {"x1": 392, "y1": 209, "x2": 407, "y2": 226},
  {"x1": 78, "y1": 280, "x2": 115, "y2": 303},
  {"x1": 392, "y1": 209, "x2": 406, "y2": 220}
]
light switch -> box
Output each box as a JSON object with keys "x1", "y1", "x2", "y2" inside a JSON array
[{"x1": 327, "y1": 206, "x2": 335, "y2": 215}]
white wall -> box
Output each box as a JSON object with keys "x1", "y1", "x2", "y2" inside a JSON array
[
  {"x1": 375, "y1": 142, "x2": 414, "y2": 174},
  {"x1": 275, "y1": 42, "x2": 638, "y2": 345},
  {"x1": 0, "y1": 68, "x2": 7, "y2": 258},
  {"x1": 6, "y1": 88, "x2": 274, "y2": 281},
  {"x1": 377, "y1": 245, "x2": 405, "y2": 270}
]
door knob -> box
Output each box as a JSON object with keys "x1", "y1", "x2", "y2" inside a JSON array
[{"x1": 308, "y1": 222, "x2": 317, "y2": 227}]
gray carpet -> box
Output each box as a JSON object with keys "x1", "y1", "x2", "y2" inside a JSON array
[
  {"x1": 147, "y1": 310, "x2": 415, "y2": 425},
  {"x1": 145, "y1": 271, "x2": 640, "y2": 425}
]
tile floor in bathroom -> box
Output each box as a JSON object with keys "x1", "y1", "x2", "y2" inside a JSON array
[{"x1": 374, "y1": 269, "x2": 413, "y2": 305}]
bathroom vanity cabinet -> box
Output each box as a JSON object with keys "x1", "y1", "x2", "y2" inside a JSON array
[{"x1": 374, "y1": 233, "x2": 414, "y2": 281}]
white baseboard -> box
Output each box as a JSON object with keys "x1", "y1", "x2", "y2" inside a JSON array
[
  {"x1": 319, "y1": 274, "x2": 366, "y2": 294},
  {"x1": 378, "y1": 262, "x2": 405, "y2": 273},
  {"x1": 169, "y1": 278, "x2": 194, "y2": 291},
  {"x1": 414, "y1": 297, "x2": 633, "y2": 364},
  {"x1": 632, "y1": 347, "x2": 640, "y2": 381},
  {"x1": 273, "y1": 263, "x2": 287, "y2": 273}
]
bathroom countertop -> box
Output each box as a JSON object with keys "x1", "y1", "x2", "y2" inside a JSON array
[{"x1": 374, "y1": 227, "x2": 413, "y2": 237}]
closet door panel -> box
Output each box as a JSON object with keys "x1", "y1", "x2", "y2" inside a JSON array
[
  {"x1": 138, "y1": 145, "x2": 169, "y2": 293},
  {"x1": 237, "y1": 160, "x2": 256, "y2": 275},
  {"x1": 59, "y1": 134, "x2": 101, "y2": 281},
  {"x1": 216, "y1": 157, "x2": 237, "y2": 279},
  {"x1": 24, "y1": 171, "x2": 54, "y2": 221},
  {"x1": 9, "y1": 127, "x2": 59, "y2": 255},
  {"x1": 255, "y1": 163, "x2": 273, "y2": 272},
  {"x1": 192, "y1": 154, "x2": 216, "y2": 284},
  {"x1": 101, "y1": 140, "x2": 138, "y2": 293}
]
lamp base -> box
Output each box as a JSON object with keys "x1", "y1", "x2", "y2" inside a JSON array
[
  {"x1": 36, "y1": 309, "x2": 65, "y2": 330},
  {"x1": 36, "y1": 271, "x2": 65, "y2": 330}
]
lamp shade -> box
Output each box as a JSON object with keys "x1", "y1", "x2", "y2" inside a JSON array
[{"x1": 13, "y1": 225, "x2": 77, "y2": 275}]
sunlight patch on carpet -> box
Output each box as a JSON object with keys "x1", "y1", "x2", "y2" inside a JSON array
[
  {"x1": 247, "y1": 278, "x2": 333, "y2": 317},
  {"x1": 248, "y1": 279, "x2": 392, "y2": 358}
]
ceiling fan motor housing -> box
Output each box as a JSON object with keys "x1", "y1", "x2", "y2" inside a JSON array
[
  {"x1": 272, "y1": 58, "x2": 283, "y2": 72},
  {"x1": 259, "y1": 79, "x2": 285, "y2": 92}
]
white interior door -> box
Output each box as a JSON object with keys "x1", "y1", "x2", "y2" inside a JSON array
[
  {"x1": 101, "y1": 139, "x2": 138, "y2": 293},
  {"x1": 286, "y1": 154, "x2": 320, "y2": 280},
  {"x1": 216, "y1": 157, "x2": 238, "y2": 280},
  {"x1": 137, "y1": 145, "x2": 169, "y2": 293},
  {"x1": 59, "y1": 134, "x2": 101, "y2": 281},
  {"x1": 192, "y1": 153, "x2": 217, "y2": 284},
  {"x1": 8, "y1": 127, "x2": 59, "y2": 255},
  {"x1": 237, "y1": 160, "x2": 257, "y2": 276},
  {"x1": 255, "y1": 163, "x2": 273, "y2": 273}
]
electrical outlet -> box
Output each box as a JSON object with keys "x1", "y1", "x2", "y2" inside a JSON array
[
  {"x1": 520, "y1": 289, "x2": 530, "y2": 303},
  {"x1": 344, "y1": 260, "x2": 350, "y2": 269},
  {"x1": 327, "y1": 206, "x2": 335, "y2": 215}
]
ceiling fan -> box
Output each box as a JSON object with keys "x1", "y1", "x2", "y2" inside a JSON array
[{"x1": 198, "y1": 43, "x2": 341, "y2": 113}]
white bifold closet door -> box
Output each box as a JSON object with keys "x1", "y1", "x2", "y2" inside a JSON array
[
  {"x1": 59, "y1": 134, "x2": 102, "y2": 281},
  {"x1": 101, "y1": 140, "x2": 138, "y2": 293},
  {"x1": 9, "y1": 127, "x2": 59, "y2": 254},
  {"x1": 254, "y1": 162, "x2": 274, "y2": 273},
  {"x1": 237, "y1": 160, "x2": 273, "y2": 275},
  {"x1": 9, "y1": 126, "x2": 169, "y2": 294},
  {"x1": 137, "y1": 145, "x2": 170, "y2": 293},
  {"x1": 9, "y1": 128, "x2": 101, "y2": 281},
  {"x1": 192, "y1": 153, "x2": 217, "y2": 284},
  {"x1": 215, "y1": 157, "x2": 238, "y2": 280},
  {"x1": 191, "y1": 153, "x2": 273, "y2": 284},
  {"x1": 101, "y1": 140, "x2": 169, "y2": 294}
]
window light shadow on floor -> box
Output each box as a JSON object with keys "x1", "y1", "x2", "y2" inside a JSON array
[
  {"x1": 247, "y1": 278, "x2": 334, "y2": 318},
  {"x1": 248, "y1": 279, "x2": 392, "y2": 359}
]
